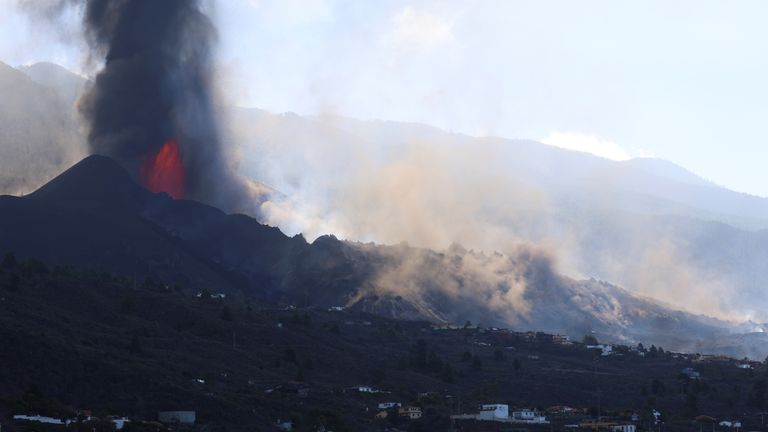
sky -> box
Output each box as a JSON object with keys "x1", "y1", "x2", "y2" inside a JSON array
[{"x1": 2, "y1": 0, "x2": 768, "y2": 196}]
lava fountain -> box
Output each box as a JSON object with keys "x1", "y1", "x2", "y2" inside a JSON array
[{"x1": 140, "y1": 138, "x2": 186, "y2": 199}]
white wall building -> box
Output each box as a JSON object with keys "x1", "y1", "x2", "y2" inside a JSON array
[
  {"x1": 512, "y1": 409, "x2": 548, "y2": 423},
  {"x1": 478, "y1": 404, "x2": 509, "y2": 420},
  {"x1": 13, "y1": 415, "x2": 66, "y2": 425},
  {"x1": 399, "y1": 406, "x2": 422, "y2": 420},
  {"x1": 111, "y1": 417, "x2": 130, "y2": 430}
]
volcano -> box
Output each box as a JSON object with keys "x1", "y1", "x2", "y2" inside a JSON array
[{"x1": 0, "y1": 155, "x2": 762, "y2": 358}]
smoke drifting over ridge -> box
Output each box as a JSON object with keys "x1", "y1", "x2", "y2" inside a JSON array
[
  {"x1": 229, "y1": 111, "x2": 747, "y2": 322},
  {"x1": 6, "y1": 3, "x2": 751, "y2": 326},
  {"x1": 22, "y1": 0, "x2": 252, "y2": 211}
]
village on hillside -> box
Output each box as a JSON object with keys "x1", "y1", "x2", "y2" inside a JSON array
[{"x1": 2, "y1": 254, "x2": 768, "y2": 432}]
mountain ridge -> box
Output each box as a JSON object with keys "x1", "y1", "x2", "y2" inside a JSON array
[{"x1": 0, "y1": 154, "x2": 761, "y2": 357}]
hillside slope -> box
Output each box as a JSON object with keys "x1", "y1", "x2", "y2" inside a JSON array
[{"x1": 0, "y1": 155, "x2": 756, "y2": 358}]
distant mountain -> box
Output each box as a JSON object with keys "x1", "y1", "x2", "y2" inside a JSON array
[
  {"x1": 0, "y1": 155, "x2": 759, "y2": 357},
  {"x1": 3, "y1": 62, "x2": 768, "y2": 341},
  {"x1": 0, "y1": 61, "x2": 86, "y2": 196},
  {"x1": 17, "y1": 62, "x2": 88, "y2": 108},
  {"x1": 226, "y1": 108, "x2": 768, "y2": 322},
  {"x1": 618, "y1": 157, "x2": 713, "y2": 188}
]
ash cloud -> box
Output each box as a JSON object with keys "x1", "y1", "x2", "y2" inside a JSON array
[
  {"x1": 18, "y1": 0, "x2": 256, "y2": 212},
  {"x1": 78, "y1": 0, "x2": 249, "y2": 211}
]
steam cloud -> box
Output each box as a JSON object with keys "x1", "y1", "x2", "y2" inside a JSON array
[{"x1": 230, "y1": 111, "x2": 745, "y2": 322}]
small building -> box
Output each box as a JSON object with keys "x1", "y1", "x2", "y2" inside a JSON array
[
  {"x1": 378, "y1": 402, "x2": 402, "y2": 410},
  {"x1": 352, "y1": 385, "x2": 375, "y2": 393},
  {"x1": 158, "y1": 411, "x2": 196, "y2": 425},
  {"x1": 452, "y1": 406, "x2": 548, "y2": 424},
  {"x1": 13, "y1": 415, "x2": 67, "y2": 425},
  {"x1": 580, "y1": 421, "x2": 636, "y2": 432},
  {"x1": 547, "y1": 406, "x2": 578, "y2": 415},
  {"x1": 478, "y1": 404, "x2": 509, "y2": 420},
  {"x1": 399, "y1": 406, "x2": 422, "y2": 420},
  {"x1": 587, "y1": 344, "x2": 614, "y2": 356},
  {"x1": 110, "y1": 417, "x2": 131, "y2": 430},
  {"x1": 553, "y1": 334, "x2": 572, "y2": 345},
  {"x1": 737, "y1": 363, "x2": 753, "y2": 369},
  {"x1": 512, "y1": 409, "x2": 548, "y2": 423},
  {"x1": 652, "y1": 410, "x2": 662, "y2": 424}
]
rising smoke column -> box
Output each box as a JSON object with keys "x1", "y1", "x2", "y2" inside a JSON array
[{"x1": 78, "y1": 0, "x2": 247, "y2": 210}]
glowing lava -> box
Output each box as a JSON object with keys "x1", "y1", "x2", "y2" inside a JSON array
[{"x1": 140, "y1": 138, "x2": 186, "y2": 198}]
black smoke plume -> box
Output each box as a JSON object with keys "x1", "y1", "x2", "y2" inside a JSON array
[
  {"x1": 23, "y1": 0, "x2": 249, "y2": 211},
  {"x1": 82, "y1": 0, "x2": 247, "y2": 210}
]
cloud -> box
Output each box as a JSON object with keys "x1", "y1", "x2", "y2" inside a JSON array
[
  {"x1": 541, "y1": 131, "x2": 632, "y2": 161},
  {"x1": 387, "y1": 6, "x2": 454, "y2": 49}
]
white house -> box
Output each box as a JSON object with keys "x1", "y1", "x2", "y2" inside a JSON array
[
  {"x1": 478, "y1": 404, "x2": 509, "y2": 420},
  {"x1": 512, "y1": 409, "x2": 548, "y2": 423},
  {"x1": 586, "y1": 344, "x2": 613, "y2": 356},
  {"x1": 399, "y1": 406, "x2": 422, "y2": 420},
  {"x1": 612, "y1": 424, "x2": 636, "y2": 432},
  {"x1": 652, "y1": 410, "x2": 662, "y2": 424},
  {"x1": 451, "y1": 406, "x2": 548, "y2": 424},
  {"x1": 349, "y1": 385, "x2": 386, "y2": 394},
  {"x1": 111, "y1": 417, "x2": 130, "y2": 430},
  {"x1": 13, "y1": 415, "x2": 67, "y2": 425},
  {"x1": 737, "y1": 363, "x2": 753, "y2": 369}
]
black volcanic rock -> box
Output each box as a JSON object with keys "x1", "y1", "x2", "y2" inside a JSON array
[
  {"x1": 0, "y1": 155, "x2": 762, "y2": 357},
  {"x1": 28, "y1": 154, "x2": 148, "y2": 213},
  {"x1": 0, "y1": 155, "x2": 236, "y2": 291}
]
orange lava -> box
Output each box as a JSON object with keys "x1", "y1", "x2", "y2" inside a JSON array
[{"x1": 140, "y1": 138, "x2": 186, "y2": 198}]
